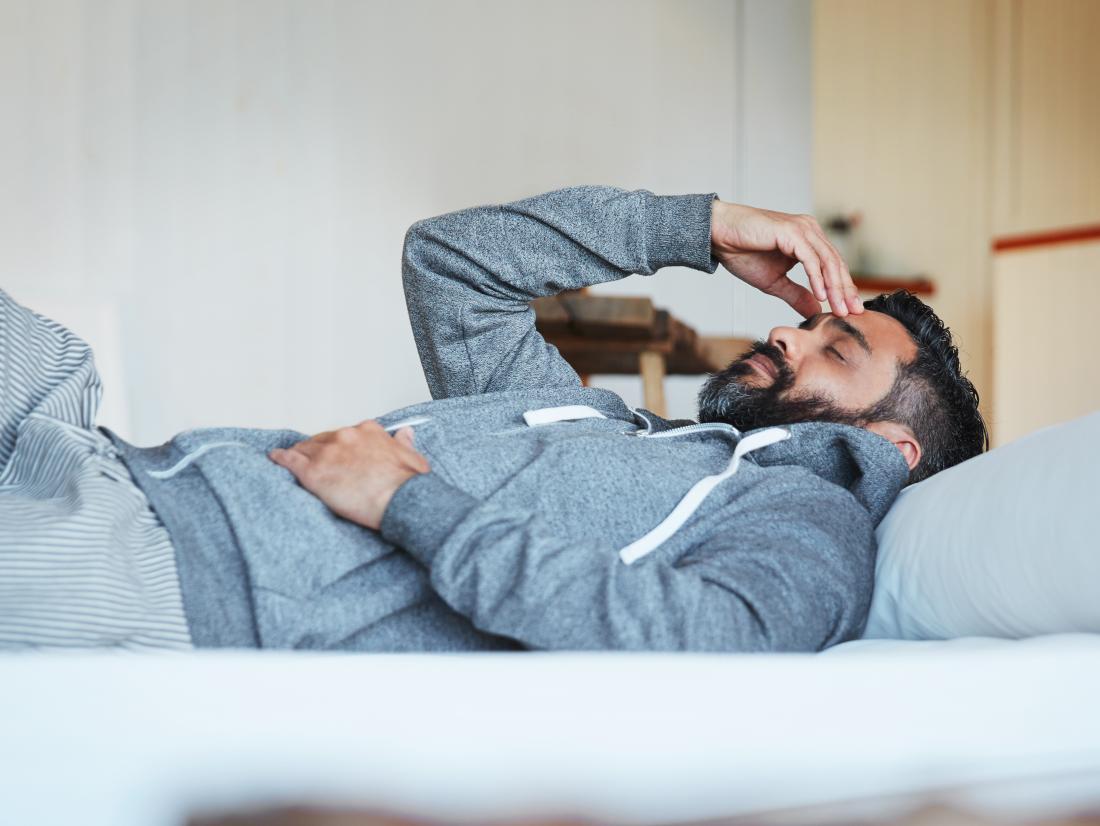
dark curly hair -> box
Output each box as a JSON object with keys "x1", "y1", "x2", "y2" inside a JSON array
[{"x1": 862, "y1": 290, "x2": 989, "y2": 483}]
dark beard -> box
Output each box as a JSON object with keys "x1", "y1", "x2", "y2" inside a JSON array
[{"x1": 696, "y1": 340, "x2": 864, "y2": 432}]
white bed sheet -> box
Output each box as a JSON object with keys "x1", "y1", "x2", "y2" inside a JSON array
[{"x1": 3, "y1": 634, "x2": 1100, "y2": 826}]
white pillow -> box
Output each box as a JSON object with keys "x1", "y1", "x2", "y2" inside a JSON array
[{"x1": 863, "y1": 410, "x2": 1100, "y2": 640}]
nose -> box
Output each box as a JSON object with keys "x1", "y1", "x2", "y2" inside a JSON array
[{"x1": 768, "y1": 325, "x2": 805, "y2": 365}]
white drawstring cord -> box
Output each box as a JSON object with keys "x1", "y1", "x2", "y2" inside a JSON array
[
  {"x1": 617, "y1": 427, "x2": 791, "y2": 565},
  {"x1": 383, "y1": 416, "x2": 432, "y2": 432},
  {"x1": 145, "y1": 441, "x2": 252, "y2": 479},
  {"x1": 145, "y1": 416, "x2": 435, "y2": 481}
]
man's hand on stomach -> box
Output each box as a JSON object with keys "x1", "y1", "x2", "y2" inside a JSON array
[{"x1": 269, "y1": 422, "x2": 429, "y2": 530}]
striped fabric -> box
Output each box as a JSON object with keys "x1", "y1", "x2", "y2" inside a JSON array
[{"x1": 0, "y1": 288, "x2": 191, "y2": 649}]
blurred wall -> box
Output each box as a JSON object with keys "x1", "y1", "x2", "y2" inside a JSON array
[
  {"x1": 0, "y1": 0, "x2": 813, "y2": 443},
  {"x1": 813, "y1": 0, "x2": 994, "y2": 421},
  {"x1": 814, "y1": 0, "x2": 1100, "y2": 445},
  {"x1": 988, "y1": 0, "x2": 1100, "y2": 444}
]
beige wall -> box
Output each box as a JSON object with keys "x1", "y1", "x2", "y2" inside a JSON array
[
  {"x1": 991, "y1": 0, "x2": 1100, "y2": 236},
  {"x1": 814, "y1": 0, "x2": 1100, "y2": 445},
  {"x1": 813, "y1": 0, "x2": 995, "y2": 422},
  {"x1": 994, "y1": 241, "x2": 1100, "y2": 444},
  {"x1": 989, "y1": 0, "x2": 1100, "y2": 443}
]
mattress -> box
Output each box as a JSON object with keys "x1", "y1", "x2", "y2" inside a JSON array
[{"x1": 3, "y1": 634, "x2": 1100, "y2": 826}]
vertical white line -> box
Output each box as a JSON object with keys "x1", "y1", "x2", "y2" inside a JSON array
[{"x1": 730, "y1": 0, "x2": 746, "y2": 335}]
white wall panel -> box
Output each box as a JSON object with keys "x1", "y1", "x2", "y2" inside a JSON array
[
  {"x1": 2, "y1": 0, "x2": 797, "y2": 440},
  {"x1": 595, "y1": 0, "x2": 813, "y2": 416}
]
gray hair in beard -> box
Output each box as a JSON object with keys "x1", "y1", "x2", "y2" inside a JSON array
[{"x1": 696, "y1": 340, "x2": 865, "y2": 432}]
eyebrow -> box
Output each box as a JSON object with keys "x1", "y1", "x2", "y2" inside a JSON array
[
  {"x1": 829, "y1": 316, "x2": 872, "y2": 356},
  {"x1": 798, "y1": 313, "x2": 872, "y2": 356}
]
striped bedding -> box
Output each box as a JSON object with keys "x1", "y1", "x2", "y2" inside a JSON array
[{"x1": 0, "y1": 288, "x2": 191, "y2": 649}]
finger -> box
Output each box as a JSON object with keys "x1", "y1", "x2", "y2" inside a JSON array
[
  {"x1": 810, "y1": 226, "x2": 861, "y2": 316},
  {"x1": 807, "y1": 227, "x2": 863, "y2": 314},
  {"x1": 769, "y1": 276, "x2": 821, "y2": 320},
  {"x1": 286, "y1": 438, "x2": 325, "y2": 459},
  {"x1": 785, "y1": 234, "x2": 827, "y2": 305},
  {"x1": 843, "y1": 266, "x2": 864, "y2": 314},
  {"x1": 404, "y1": 452, "x2": 430, "y2": 474},
  {"x1": 804, "y1": 231, "x2": 849, "y2": 317},
  {"x1": 283, "y1": 432, "x2": 334, "y2": 458},
  {"x1": 834, "y1": 259, "x2": 863, "y2": 315},
  {"x1": 803, "y1": 231, "x2": 846, "y2": 317},
  {"x1": 393, "y1": 428, "x2": 430, "y2": 473},
  {"x1": 269, "y1": 447, "x2": 310, "y2": 480}
]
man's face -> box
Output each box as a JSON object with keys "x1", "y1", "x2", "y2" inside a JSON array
[{"x1": 697, "y1": 310, "x2": 918, "y2": 431}]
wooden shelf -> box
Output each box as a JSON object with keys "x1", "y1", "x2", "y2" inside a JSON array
[{"x1": 851, "y1": 274, "x2": 935, "y2": 295}]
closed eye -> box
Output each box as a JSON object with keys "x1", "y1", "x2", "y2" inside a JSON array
[{"x1": 827, "y1": 346, "x2": 846, "y2": 363}]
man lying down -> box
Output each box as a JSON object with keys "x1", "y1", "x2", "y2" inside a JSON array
[{"x1": 0, "y1": 186, "x2": 988, "y2": 653}]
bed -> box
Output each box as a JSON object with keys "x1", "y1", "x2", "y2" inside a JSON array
[
  {"x1": 4, "y1": 300, "x2": 1098, "y2": 826},
  {"x1": 3, "y1": 634, "x2": 1100, "y2": 826}
]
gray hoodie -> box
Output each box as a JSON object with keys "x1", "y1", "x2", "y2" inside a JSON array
[{"x1": 108, "y1": 186, "x2": 909, "y2": 653}]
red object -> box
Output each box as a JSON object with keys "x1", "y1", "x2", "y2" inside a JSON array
[
  {"x1": 993, "y1": 223, "x2": 1100, "y2": 253},
  {"x1": 851, "y1": 275, "x2": 935, "y2": 296}
]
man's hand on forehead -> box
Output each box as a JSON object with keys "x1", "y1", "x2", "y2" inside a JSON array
[{"x1": 710, "y1": 201, "x2": 863, "y2": 320}]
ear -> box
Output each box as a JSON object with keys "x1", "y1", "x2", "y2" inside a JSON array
[{"x1": 865, "y1": 421, "x2": 922, "y2": 472}]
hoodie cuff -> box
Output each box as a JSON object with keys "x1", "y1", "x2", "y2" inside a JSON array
[
  {"x1": 379, "y1": 472, "x2": 478, "y2": 566},
  {"x1": 643, "y1": 193, "x2": 720, "y2": 274}
]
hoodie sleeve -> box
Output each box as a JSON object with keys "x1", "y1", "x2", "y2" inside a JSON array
[
  {"x1": 379, "y1": 471, "x2": 876, "y2": 652},
  {"x1": 401, "y1": 186, "x2": 718, "y2": 400}
]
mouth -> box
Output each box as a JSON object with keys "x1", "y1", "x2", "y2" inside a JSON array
[{"x1": 746, "y1": 353, "x2": 779, "y2": 380}]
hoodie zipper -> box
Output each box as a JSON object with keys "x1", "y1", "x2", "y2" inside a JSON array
[
  {"x1": 640, "y1": 422, "x2": 741, "y2": 440},
  {"x1": 629, "y1": 408, "x2": 741, "y2": 440}
]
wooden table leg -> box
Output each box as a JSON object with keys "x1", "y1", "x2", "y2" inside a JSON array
[{"x1": 639, "y1": 350, "x2": 667, "y2": 417}]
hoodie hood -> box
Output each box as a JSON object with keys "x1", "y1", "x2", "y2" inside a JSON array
[
  {"x1": 747, "y1": 422, "x2": 911, "y2": 524},
  {"x1": 639, "y1": 411, "x2": 910, "y2": 525}
]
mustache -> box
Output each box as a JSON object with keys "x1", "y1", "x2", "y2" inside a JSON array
[
  {"x1": 698, "y1": 339, "x2": 866, "y2": 432},
  {"x1": 735, "y1": 341, "x2": 793, "y2": 384}
]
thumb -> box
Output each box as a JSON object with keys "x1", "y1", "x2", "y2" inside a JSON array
[
  {"x1": 268, "y1": 447, "x2": 309, "y2": 481},
  {"x1": 769, "y1": 275, "x2": 822, "y2": 320},
  {"x1": 394, "y1": 427, "x2": 430, "y2": 474}
]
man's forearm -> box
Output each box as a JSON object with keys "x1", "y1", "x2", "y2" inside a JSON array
[
  {"x1": 400, "y1": 186, "x2": 720, "y2": 400},
  {"x1": 405, "y1": 186, "x2": 717, "y2": 300}
]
